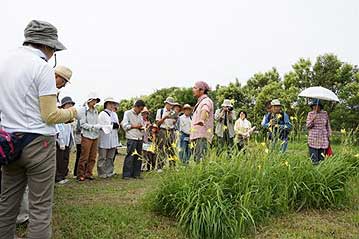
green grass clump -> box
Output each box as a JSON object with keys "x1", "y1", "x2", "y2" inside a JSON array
[{"x1": 147, "y1": 146, "x2": 359, "y2": 239}]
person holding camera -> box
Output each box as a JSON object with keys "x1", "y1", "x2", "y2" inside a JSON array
[
  {"x1": 97, "y1": 97, "x2": 120, "y2": 178},
  {"x1": 215, "y1": 99, "x2": 236, "y2": 148},
  {"x1": 155, "y1": 97, "x2": 178, "y2": 172}
]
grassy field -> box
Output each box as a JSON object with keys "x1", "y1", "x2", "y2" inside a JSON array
[{"x1": 17, "y1": 142, "x2": 359, "y2": 239}]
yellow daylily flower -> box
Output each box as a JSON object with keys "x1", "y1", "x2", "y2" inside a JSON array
[
  {"x1": 340, "y1": 129, "x2": 346, "y2": 134},
  {"x1": 354, "y1": 154, "x2": 359, "y2": 158},
  {"x1": 168, "y1": 155, "x2": 179, "y2": 161},
  {"x1": 131, "y1": 149, "x2": 141, "y2": 157},
  {"x1": 261, "y1": 142, "x2": 266, "y2": 147},
  {"x1": 189, "y1": 142, "x2": 195, "y2": 149},
  {"x1": 264, "y1": 148, "x2": 269, "y2": 154},
  {"x1": 230, "y1": 99, "x2": 236, "y2": 105},
  {"x1": 284, "y1": 161, "x2": 289, "y2": 167},
  {"x1": 148, "y1": 145, "x2": 156, "y2": 153}
]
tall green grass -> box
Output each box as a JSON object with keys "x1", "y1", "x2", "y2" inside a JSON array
[{"x1": 147, "y1": 146, "x2": 359, "y2": 239}]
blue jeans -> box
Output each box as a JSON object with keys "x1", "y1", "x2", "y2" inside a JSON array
[{"x1": 179, "y1": 133, "x2": 191, "y2": 164}]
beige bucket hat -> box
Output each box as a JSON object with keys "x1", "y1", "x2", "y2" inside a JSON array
[{"x1": 55, "y1": 66, "x2": 72, "y2": 83}]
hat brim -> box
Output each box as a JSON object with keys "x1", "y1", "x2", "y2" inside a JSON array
[
  {"x1": 88, "y1": 98, "x2": 100, "y2": 103},
  {"x1": 183, "y1": 106, "x2": 192, "y2": 110},
  {"x1": 222, "y1": 104, "x2": 233, "y2": 107},
  {"x1": 164, "y1": 101, "x2": 174, "y2": 105},
  {"x1": 61, "y1": 101, "x2": 75, "y2": 108},
  {"x1": 24, "y1": 38, "x2": 66, "y2": 52},
  {"x1": 104, "y1": 100, "x2": 118, "y2": 105},
  {"x1": 56, "y1": 72, "x2": 71, "y2": 82}
]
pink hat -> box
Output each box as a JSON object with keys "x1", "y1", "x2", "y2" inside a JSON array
[{"x1": 194, "y1": 81, "x2": 210, "y2": 91}]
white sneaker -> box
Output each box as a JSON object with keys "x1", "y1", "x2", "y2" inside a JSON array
[
  {"x1": 157, "y1": 169, "x2": 163, "y2": 173},
  {"x1": 57, "y1": 179, "x2": 69, "y2": 185}
]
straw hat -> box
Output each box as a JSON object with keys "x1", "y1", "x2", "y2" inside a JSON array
[
  {"x1": 55, "y1": 66, "x2": 72, "y2": 83},
  {"x1": 172, "y1": 102, "x2": 182, "y2": 107},
  {"x1": 221, "y1": 99, "x2": 233, "y2": 108},
  {"x1": 183, "y1": 104, "x2": 192, "y2": 110}
]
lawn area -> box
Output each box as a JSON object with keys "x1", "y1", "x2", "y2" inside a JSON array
[{"x1": 17, "y1": 142, "x2": 359, "y2": 239}]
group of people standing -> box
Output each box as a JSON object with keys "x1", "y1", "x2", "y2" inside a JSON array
[{"x1": 0, "y1": 19, "x2": 334, "y2": 239}]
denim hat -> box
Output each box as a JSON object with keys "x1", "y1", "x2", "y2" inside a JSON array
[
  {"x1": 61, "y1": 96, "x2": 75, "y2": 108},
  {"x1": 23, "y1": 20, "x2": 66, "y2": 51}
]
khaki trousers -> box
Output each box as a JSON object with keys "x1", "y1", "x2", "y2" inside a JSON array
[{"x1": 0, "y1": 135, "x2": 56, "y2": 239}]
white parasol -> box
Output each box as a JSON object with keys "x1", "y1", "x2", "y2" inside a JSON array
[{"x1": 298, "y1": 86, "x2": 339, "y2": 102}]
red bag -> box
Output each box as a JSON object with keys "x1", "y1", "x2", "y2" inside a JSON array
[{"x1": 326, "y1": 145, "x2": 333, "y2": 157}]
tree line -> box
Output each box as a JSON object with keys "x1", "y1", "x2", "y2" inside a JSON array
[{"x1": 117, "y1": 53, "x2": 359, "y2": 133}]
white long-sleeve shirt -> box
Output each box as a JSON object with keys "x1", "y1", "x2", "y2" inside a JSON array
[
  {"x1": 98, "y1": 110, "x2": 119, "y2": 149},
  {"x1": 56, "y1": 123, "x2": 74, "y2": 148}
]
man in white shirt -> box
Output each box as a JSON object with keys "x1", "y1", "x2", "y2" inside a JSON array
[
  {"x1": 0, "y1": 20, "x2": 77, "y2": 239},
  {"x1": 178, "y1": 104, "x2": 192, "y2": 164},
  {"x1": 121, "y1": 100, "x2": 146, "y2": 179},
  {"x1": 155, "y1": 97, "x2": 178, "y2": 171}
]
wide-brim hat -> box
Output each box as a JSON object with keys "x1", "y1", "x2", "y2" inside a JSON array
[
  {"x1": 60, "y1": 96, "x2": 75, "y2": 108},
  {"x1": 183, "y1": 104, "x2": 192, "y2": 110},
  {"x1": 55, "y1": 65, "x2": 72, "y2": 83},
  {"x1": 87, "y1": 92, "x2": 101, "y2": 103},
  {"x1": 164, "y1": 97, "x2": 175, "y2": 105},
  {"x1": 172, "y1": 102, "x2": 182, "y2": 107},
  {"x1": 104, "y1": 97, "x2": 118, "y2": 105},
  {"x1": 23, "y1": 20, "x2": 66, "y2": 52},
  {"x1": 221, "y1": 99, "x2": 233, "y2": 108},
  {"x1": 271, "y1": 99, "x2": 281, "y2": 106}
]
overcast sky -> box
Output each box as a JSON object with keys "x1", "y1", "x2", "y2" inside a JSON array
[{"x1": 2, "y1": 0, "x2": 358, "y2": 105}]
